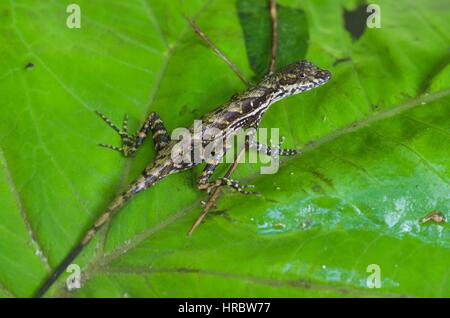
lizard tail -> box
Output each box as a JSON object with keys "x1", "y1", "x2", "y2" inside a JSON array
[{"x1": 34, "y1": 175, "x2": 155, "y2": 297}]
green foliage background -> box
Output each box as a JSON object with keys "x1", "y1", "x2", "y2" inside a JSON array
[{"x1": 0, "y1": 0, "x2": 449, "y2": 297}]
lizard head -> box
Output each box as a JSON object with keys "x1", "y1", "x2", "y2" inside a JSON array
[{"x1": 266, "y1": 60, "x2": 331, "y2": 101}]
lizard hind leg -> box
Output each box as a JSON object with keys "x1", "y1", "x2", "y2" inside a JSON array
[
  {"x1": 214, "y1": 177, "x2": 258, "y2": 195},
  {"x1": 198, "y1": 163, "x2": 259, "y2": 196}
]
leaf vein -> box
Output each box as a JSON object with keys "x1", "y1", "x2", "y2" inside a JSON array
[{"x1": 0, "y1": 146, "x2": 51, "y2": 272}]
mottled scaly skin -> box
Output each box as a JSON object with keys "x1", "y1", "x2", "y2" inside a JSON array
[{"x1": 35, "y1": 60, "x2": 330, "y2": 297}]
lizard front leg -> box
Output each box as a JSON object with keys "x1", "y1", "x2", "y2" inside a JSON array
[
  {"x1": 136, "y1": 112, "x2": 170, "y2": 152},
  {"x1": 247, "y1": 135, "x2": 301, "y2": 156},
  {"x1": 96, "y1": 111, "x2": 170, "y2": 157}
]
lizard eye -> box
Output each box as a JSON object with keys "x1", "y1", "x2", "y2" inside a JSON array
[{"x1": 299, "y1": 73, "x2": 306, "y2": 78}]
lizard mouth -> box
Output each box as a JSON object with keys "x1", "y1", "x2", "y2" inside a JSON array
[{"x1": 318, "y1": 70, "x2": 332, "y2": 83}]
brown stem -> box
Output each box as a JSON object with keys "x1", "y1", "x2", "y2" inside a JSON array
[
  {"x1": 185, "y1": 17, "x2": 251, "y2": 86},
  {"x1": 269, "y1": 0, "x2": 278, "y2": 74}
]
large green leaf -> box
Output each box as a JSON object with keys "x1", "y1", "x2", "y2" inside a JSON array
[{"x1": 0, "y1": 0, "x2": 449, "y2": 297}]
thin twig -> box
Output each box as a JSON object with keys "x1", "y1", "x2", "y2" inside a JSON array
[
  {"x1": 185, "y1": 16, "x2": 252, "y2": 86},
  {"x1": 188, "y1": 147, "x2": 246, "y2": 236},
  {"x1": 269, "y1": 0, "x2": 278, "y2": 74}
]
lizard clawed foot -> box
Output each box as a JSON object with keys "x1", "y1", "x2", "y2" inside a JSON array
[
  {"x1": 276, "y1": 135, "x2": 303, "y2": 155},
  {"x1": 96, "y1": 111, "x2": 137, "y2": 157}
]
